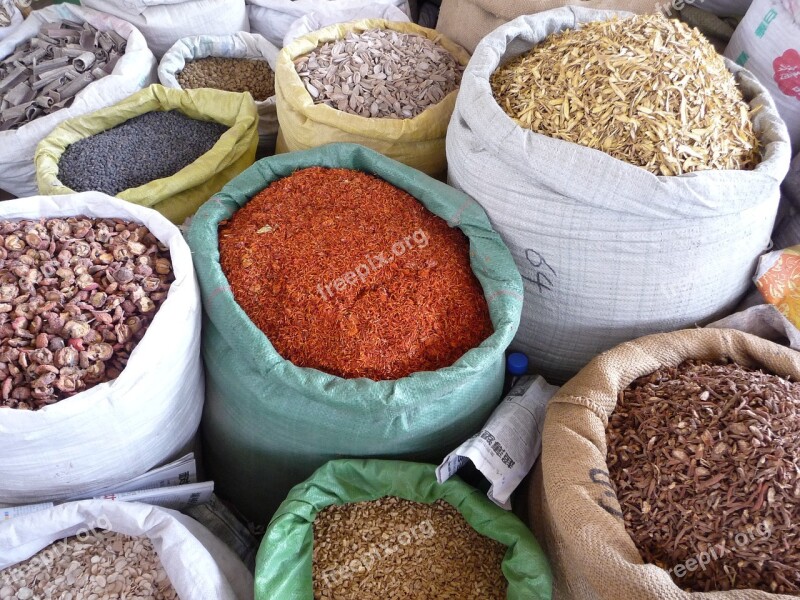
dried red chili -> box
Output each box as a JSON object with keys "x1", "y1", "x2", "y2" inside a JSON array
[{"x1": 218, "y1": 167, "x2": 493, "y2": 380}]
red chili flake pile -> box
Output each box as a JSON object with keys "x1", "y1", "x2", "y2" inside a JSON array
[{"x1": 218, "y1": 167, "x2": 493, "y2": 380}]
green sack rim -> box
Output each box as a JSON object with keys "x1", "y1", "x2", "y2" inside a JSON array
[
  {"x1": 186, "y1": 142, "x2": 524, "y2": 405},
  {"x1": 255, "y1": 458, "x2": 553, "y2": 600},
  {"x1": 35, "y1": 84, "x2": 259, "y2": 208}
]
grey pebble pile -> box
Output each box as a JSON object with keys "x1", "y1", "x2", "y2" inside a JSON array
[{"x1": 58, "y1": 109, "x2": 228, "y2": 195}]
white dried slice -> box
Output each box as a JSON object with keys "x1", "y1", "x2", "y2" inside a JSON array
[{"x1": 294, "y1": 28, "x2": 464, "y2": 120}]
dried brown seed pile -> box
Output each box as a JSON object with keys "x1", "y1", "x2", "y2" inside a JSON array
[
  {"x1": 312, "y1": 496, "x2": 508, "y2": 600},
  {"x1": 294, "y1": 29, "x2": 464, "y2": 119},
  {"x1": 491, "y1": 15, "x2": 759, "y2": 175},
  {"x1": 0, "y1": 217, "x2": 173, "y2": 410},
  {"x1": 0, "y1": 20, "x2": 126, "y2": 131},
  {"x1": 177, "y1": 57, "x2": 275, "y2": 101},
  {"x1": 0, "y1": 531, "x2": 177, "y2": 599},
  {"x1": 607, "y1": 360, "x2": 800, "y2": 593}
]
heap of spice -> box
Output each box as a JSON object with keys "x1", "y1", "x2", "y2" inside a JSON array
[
  {"x1": 177, "y1": 57, "x2": 275, "y2": 101},
  {"x1": 607, "y1": 360, "x2": 800, "y2": 593},
  {"x1": 57, "y1": 110, "x2": 228, "y2": 196},
  {"x1": 218, "y1": 167, "x2": 493, "y2": 380},
  {"x1": 312, "y1": 497, "x2": 508, "y2": 600},
  {"x1": 0, "y1": 531, "x2": 177, "y2": 599},
  {"x1": 294, "y1": 29, "x2": 464, "y2": 119},
  {"x1": 490, "y1": 14, "x2": 759, "y2": 175},
  {"x1": 0, "y1": 217, "x2": 173, "y2": 410}
]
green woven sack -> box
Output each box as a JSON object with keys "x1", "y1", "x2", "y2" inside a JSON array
[
  {"x1": 256, "y1": 459, "x2": 552, "y2": 599},
  {"x1": 186, "y1": 143, "x2": 524, "y2": 524}
]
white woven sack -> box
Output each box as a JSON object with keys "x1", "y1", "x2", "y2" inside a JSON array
[
  {"x1": 282, "y1": 3, "x2": 410, "y2": 47},
  {"x1": 447, "y1": 6, "x2": 793, "y2": 384},
  {"x1": 159, "y1": 33, "x2": 279, "y2": 137},
  {"x1": 0, "y1": 4, "x2": 156, "y2": 198},
  {"x1": 247, "y1": 0, "x2": 410, "y2": 47},
  {"x1": 0, "y1": 1, "x2": 22, "y2": 43},
  {"x1": 81, "y1": 0, "x2": 249, "y2": 59},
  {"x1": 0, "y1": 500, "x2": 253, "y2": 600},
  {"x1": 725, "y1": 0, "x2": 800, "y2": 151},
  {"x1": 0, "y1": 193, "x2": 203, "y2": 504}
]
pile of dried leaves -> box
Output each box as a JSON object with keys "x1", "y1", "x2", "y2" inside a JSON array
[
  {"x1": 491, "y1": 15, "x2": 759, "y2": 175},
  {"x1": 607, "y1": 360, "x2": 800, "y2": 593}
]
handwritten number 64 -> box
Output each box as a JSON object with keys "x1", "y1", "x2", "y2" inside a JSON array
[{"x1": 522, "y1": 249, "x2": 556, "y2": 293}]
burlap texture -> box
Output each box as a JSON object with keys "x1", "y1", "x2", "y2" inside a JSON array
[
  {"x1": 530, "y1": 328, "x2": 800, "y2": 600},
  {"x1": 436, "y1": 0, "x2": 657, "y2": 52}
]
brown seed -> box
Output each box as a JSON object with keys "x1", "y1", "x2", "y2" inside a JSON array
[
  {"x1": 607, "y1": 360, "x2": 800, "y2": 593},
  {"x1": 312, "y1": 497, "x2": 508, "y2": 599}
]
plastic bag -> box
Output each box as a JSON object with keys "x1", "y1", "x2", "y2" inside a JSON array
[
  {"x1": 275, "y1": 20, "x2": 470, "y2": 177},
  {"x1": 0, "y1": 193, "x2": 203, "y2": 504},
  {"x1": 256, "y1": 459, "x2": 552, "y2": 600},
  {"x1": 0, "y1": 500, "x2": 253, "y2": 600},
  {"x1": 725, "y1": 0, "x2": 800, "y2": 151},
  {"x1": 35, "y1": 84, "x2": 259, "y2": 225},
  {"x1": 283, "y1": 3, "x2": 410, "y2": 47},
  {"x1": 159, "y1": 33, "x2": 280, "y2": 138},
  {"x1": 186, "y1": 142, "x2": 523, "y2": 523},
  {"x1": 247, "y1": 0, "x2": 410, "y2": 47},
  {"x1": 0, "y1": 4, "x2": 156, "y2": 197},
  {"x1": 80, "y1": 0, "x2": 249, "y2": 58}
]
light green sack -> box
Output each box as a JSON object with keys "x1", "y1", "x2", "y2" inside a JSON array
[
  {"x1": 256, "y1": 459, "x2": 552, "y2": 599},
  {"x1": 186, "y1": 143, "x2": 524, "y2": 524},
  {"x1": 35, "y1": 84, "x2": 259, "y2": 224}
]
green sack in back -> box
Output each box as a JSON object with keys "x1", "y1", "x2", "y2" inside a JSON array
[
  {"x1": 35, "y1": 83, "x2": 258, "y2": 224},
  {"x1": 186, "y1": 143, "x2": 524, "y2": 524},
  {"x1": 256, "y1": 459, "x2": 552, "y2": 600}
]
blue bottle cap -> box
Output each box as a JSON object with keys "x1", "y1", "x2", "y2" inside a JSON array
[{"x1": 507, "y1": 352, "x2": 528, "y2": 376}]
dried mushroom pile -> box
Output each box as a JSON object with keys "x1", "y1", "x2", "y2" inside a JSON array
[
  {"x1": 0, "y1": 217, "x2": 173, "y2": 410},
  {"x1": 0, "y1": 531, "x2": 177, "y2": 599},
  {"x1": 312, "y1": 497, "x2": 508, "y2": 600},
  {"x1": 607, "y1": 360, "x2": 800, "y2": 593},
  {"x1": 491, "y1": 15, "x2": 759, "y2": 175},
  {"x1": 0, "y1": 20, "x2": 126, "y2": 131},
  {"x1": 294, "y1": 29, "x2": 463, "y2": 119},
  {"x1": 178, "y1": 57, "x2": 275, "y2": 101}
]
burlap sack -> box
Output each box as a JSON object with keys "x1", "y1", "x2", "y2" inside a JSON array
[
  {"x1": 436, "y1": 0, "x2": 657, "y2": 52},
  {"x1": 530, "y1": 328, "x2": 800, "y2": 600}
]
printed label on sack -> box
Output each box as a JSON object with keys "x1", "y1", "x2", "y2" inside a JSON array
[
  {"x1": 773, "y1": 49, "x2": 800, "y2": 100},
  {"x1": 756, "y1": 8, "x2": 778, "y2": 37}
]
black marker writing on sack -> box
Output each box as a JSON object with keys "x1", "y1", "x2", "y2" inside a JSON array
[
  {"x1": 522, "y1": 249, "x2": 556, "y2": 293},
  {"x1": 589, "y1": 468, "x2": 624, "y2": 518}
]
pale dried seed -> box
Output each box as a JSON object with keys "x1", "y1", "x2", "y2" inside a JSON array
[
  {"x1": 490, "y1": 15, "x2": 759, "y2": 175},
  {"x1": 295, "y1": 29, "x2": 464, "y2": 120},
  {"x1": 312, "y1": 496, "x2": 507, "y2": 599},
  {"x1": 0, "y1": 531, "x2": 177, "y2": 599}
]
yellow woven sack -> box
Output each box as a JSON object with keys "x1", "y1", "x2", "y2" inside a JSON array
[
  {"x1": 275, "y1": 20, "x2": 470, "y2": 177},
  {"x1": 35, "y1": 84, "x2": 258, "y2": 224}
]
